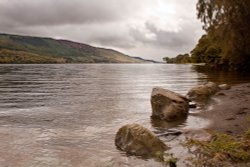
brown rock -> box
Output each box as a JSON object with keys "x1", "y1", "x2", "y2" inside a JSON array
[
  {"x1": 151, "y1": 87, "x2": 189, "y2": 121},
  {"x1": 219, "y1": 84, "x2": 231, "y2": 90},
  {"x1": 115, "y1": 124, "x2": 168, "y2": 156},
  {"x1": 187, "y1": 82, "x2": 219, "y2": 101},
  {"x1": 205, "y1": 82, "x2": 220, "y2": 94}
]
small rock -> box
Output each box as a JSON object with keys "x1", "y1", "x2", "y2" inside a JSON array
[{"x1": 219, "y1": 84, "x2": 231, "y2": 90}]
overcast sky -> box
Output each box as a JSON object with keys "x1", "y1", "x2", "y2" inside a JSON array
[{"x1": 0, "y1": 0, "x2": 204, "y2": 61}]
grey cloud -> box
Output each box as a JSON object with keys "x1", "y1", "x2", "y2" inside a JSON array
[
  {"x1": 129, "y1": 21, "x2": 203, "y2": 57},
  {"x1": 0, "y1": 0, "x2": 203, "y2": 61},
  {"x1": 63, "y1": 23, "x2": 137, "y2": 49},
  {"x1": 0, "y1": 0, "x2": 144, "y2": 27},
  {"x1": 90, "y1": 35, "x2": 136, "y2": 49},
  {"x1": 146, "y1": 22, "x2": 200, "y2": 49}
]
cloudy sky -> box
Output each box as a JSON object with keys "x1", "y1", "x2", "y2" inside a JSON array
[{"x1": 0, "y1": 0, "x2": 204, "y2": 61}]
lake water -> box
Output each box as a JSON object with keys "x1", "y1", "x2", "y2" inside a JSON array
[{"x1": 0, "y1": 64, "x2": 249, "y2": 167}]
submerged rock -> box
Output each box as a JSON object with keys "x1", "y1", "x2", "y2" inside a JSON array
[
  {"x1": 115, "y1": 124, "x2": 168, "y2": 157},
  {"x1": 151, "y1": 87, "x2": 189, "y2": 121},
  {"x1": 187, "y1": 82, "x2": 219, "y2": 101}
]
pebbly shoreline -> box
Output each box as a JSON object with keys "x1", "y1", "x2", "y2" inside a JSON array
[{"x1": 201, "y1": 83, "x2": 250, "y2": 135}]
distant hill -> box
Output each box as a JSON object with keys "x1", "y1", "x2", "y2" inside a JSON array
[{"x1": 0, "y1": 33, "x2": 155, "y2": 64}]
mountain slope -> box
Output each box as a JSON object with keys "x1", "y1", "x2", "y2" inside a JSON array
[{"x1": 0, "y1": 33, "x2": 154, "y2": 63}]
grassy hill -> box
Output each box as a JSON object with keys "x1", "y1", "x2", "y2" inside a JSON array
[{"x1": 0, "y1": 33, "x2": 154, "y2": 64}]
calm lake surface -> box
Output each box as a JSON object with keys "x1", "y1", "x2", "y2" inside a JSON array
[{"x1": 0, "y1": 64, "x2": 249, "y2": 167}]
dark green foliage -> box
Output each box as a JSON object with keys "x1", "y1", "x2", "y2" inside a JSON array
[
  {"x1": 0, "y1": 33, "x2": 151, "y2": 64},
  {"x1": 163, "y1": 53, "x2": 192, "y2": 64},
  {"x1": 191, "y1": 34, "x2": 223, "y2": 67},
  {"x1": 192, "y1": 0, "x2": 250, "y2": 71}
]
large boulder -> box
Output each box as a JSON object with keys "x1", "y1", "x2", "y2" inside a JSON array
[
  {"x1": 187, "y1": 82, "x2": 219, "y2": 101},
  {"x1": 151, "y1": 87, "x2": 189, "y2": 121},
  {"x1": 115, "y1": 124, "x2": 168, "y2": 157}
]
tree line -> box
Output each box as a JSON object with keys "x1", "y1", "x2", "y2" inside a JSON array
[{"x1": 164, "y1": 0, "x2": 250, "y2": 71}]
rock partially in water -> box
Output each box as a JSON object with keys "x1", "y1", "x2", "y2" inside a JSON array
[
  {"x1": 115, "y1": 124, "x2": 168, "y2": 157},
  {"x1": 151, "y1": 87, "x2": 189, "y2": 121},
  {"x1": 219, "y1": 84, "x2": 231, "y2": 90},
  {"x1": 187, "y1": 82, "x2": 220, "y2": 102},
  {"x1": 206, "y1": 82, "x2": 220, "y2": 94},
  {"x1": 184, "y1": 129, "x2": 212, "y2": 142}
]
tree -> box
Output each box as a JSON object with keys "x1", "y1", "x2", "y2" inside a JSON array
[
  {"x1": 191, "y1": 34, "x2": 222, "y2": 65},
  {"x1": 163, "y1": 57, "x2": 174, "y2": 64},
  {"x1": 194, "y1": 0, "x2": 250, "y2": 71},
  {"x1": 163, "y1": 54, "x2": 191, "y2": 64}
]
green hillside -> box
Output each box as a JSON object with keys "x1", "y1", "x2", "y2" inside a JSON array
[{"x1": 0, "y1": 33, "x2": 153, "y2": 63}]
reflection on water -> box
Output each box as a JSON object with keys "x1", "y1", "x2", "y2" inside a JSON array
[
  {"x1": 0, "y1": 64, "x2": 248, "y2": 167},
  {"x1": 192, "y1": 65, "x2": 250, "y2": 85},
  {"x1": 151, "y1": 116, "x2": 187, "y2": 129}
]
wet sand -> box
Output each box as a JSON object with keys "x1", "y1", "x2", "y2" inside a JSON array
[{"x1": 201, "y1": 83, "x2": 250, "y2": 135}]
